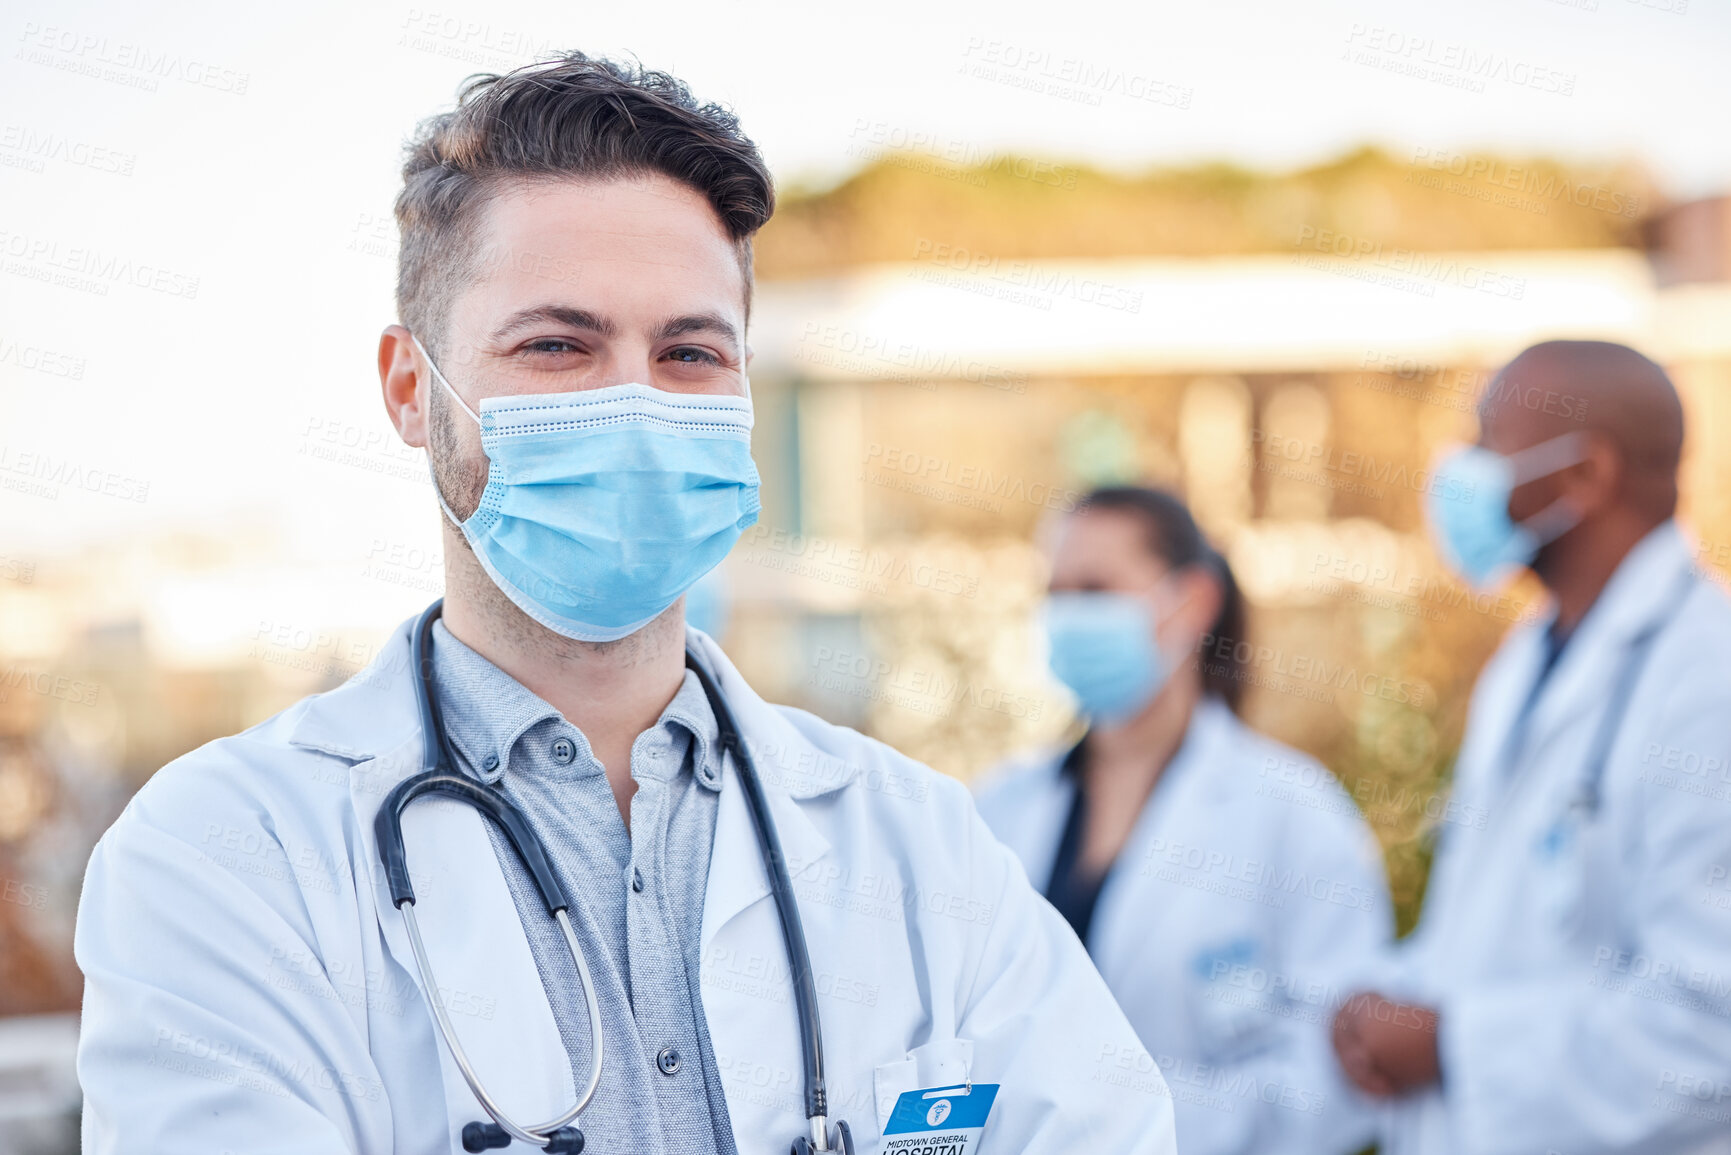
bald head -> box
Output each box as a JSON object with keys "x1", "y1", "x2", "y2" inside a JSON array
[{"x1": 1480, "y1": 339, "x2": 1683, "y2": 521}]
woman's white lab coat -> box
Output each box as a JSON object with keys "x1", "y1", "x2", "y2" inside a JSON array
[
  {"x1": 1377, "y1": 522, "x2": 1731, "y2": 1155},
  {"x1": 73, "y1": 621, "x2": 1176, "y2": 1154},
  {"x1": 976, "y1": 697, "x2": 1391, "y2": 1155}
]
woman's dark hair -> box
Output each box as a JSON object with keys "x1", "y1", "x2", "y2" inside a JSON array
[{"x1": 1074, "y1": 486, "x2": 1248, "y2": 713}]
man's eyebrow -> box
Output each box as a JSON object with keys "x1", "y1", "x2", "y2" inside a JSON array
[
  {"x1": 655, "y1": 311, "x2": 740, "y2": 348},
  {"x1": 487, "y1": 305, "x2": 615, "y2": 344}
]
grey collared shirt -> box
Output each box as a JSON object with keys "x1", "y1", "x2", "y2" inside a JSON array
[{"x1": 430, "y1": 621, "x2": 736, "y2": 1154}]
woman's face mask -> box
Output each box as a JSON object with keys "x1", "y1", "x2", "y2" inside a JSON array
[
  {"x1": 415, "y1": 336, "x2": 760, "y2": 642},
  {"x1": 1425, "y1": 431, "x2": 1589, "y2": 590},
  {"x1": 1040, "y1": 575, "x2": 1183, "y2": 727}
]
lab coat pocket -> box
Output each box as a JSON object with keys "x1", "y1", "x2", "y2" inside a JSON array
[{"x1": 874, "y1": 1038, "x2": 974, "y2": 1134}]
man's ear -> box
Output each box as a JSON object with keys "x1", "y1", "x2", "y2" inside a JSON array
[
  {"x1": 379, "y1": 325, "x2": 430, "y2": 448},
  {"x1": 1568, "y1": 433, "x2": 1623, "y2": 518}
]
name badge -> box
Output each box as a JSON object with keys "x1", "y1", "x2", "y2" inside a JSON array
[{"x1": 882, "y1": 1083, "x2": 999, "y2": 1155}]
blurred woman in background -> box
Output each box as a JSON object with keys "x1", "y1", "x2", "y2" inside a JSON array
[{"x1": 975, "y1": 486, "x2": 1391, "y2": 1155}]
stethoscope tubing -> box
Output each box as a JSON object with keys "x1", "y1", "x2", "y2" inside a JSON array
[{"x1": 379, "y1": 599, "x2": 840, "y2": 1149}]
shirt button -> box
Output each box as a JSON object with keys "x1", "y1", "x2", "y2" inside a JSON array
[
  {"x1": 481, "y1": 753, "x2": 499, "y2": 772},
  {"x1": 631, "y1": 868, "x2": 645, "y2": 893},
  {"x1": 656, "y1": 1046, "x2": 681, "y2": 1075},
  {"x1": 551, "y1": 738, "x2": 575, "y2": 764}
]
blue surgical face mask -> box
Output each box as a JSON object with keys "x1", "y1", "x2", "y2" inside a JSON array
[
  {"x1": 1040, "y1": 589, "x2": 1173, "y2": 726},
  {"x1": 415, "y1": 337, "x2": 760, "y2": 642},
  {"x1": 1425, "y1": 432, "x2": 1588, "y2": 590}
]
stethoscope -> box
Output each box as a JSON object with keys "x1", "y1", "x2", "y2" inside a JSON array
[
  {"x1": 374, "y1": 600, "x2": 854, "y2": 1155},
  {"x1": 1491, "y1": 565, "x2": 1698, "y2": 824},
  {"x1": 1568, "y1": 565, "x2": 1696, "y2": 817}
]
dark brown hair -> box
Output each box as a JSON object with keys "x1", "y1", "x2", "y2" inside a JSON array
[
  {"x1": 1075, "y1": 486, "x2": 1248, "y2": 713},
  {"x1": 394, "y1": 52, "x2": 776, "y2": 358}
]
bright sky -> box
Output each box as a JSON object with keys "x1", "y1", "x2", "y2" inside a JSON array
[{"x1": 1, "y1": 0, "x2": 1728, "y2": 564}]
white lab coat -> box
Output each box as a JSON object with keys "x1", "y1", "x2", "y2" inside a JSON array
[
  {"x1": 73, "y1": 620, "x2": 1177, "y2": 1155},
  {"x1": 1379, "y1": 521, "x2": 1731, "y2": 1155},
  {"x1": 976, "y1": 697, "x2": 1391, "y2": 1155}
]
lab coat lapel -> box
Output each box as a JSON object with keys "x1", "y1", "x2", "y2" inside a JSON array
[
  {"x1": 699, "y1": 725, "x2": 835, "y2": 953},
  {"x1": 1089, "y1": 700, "x2": 1229, "y2": 976},
  {"x1": 293, "y1": 620, "x2": 576, "y2": 1138},
  {"x1": 1496, "y1": 527, "x2": 1692, "y2": 799},
  {"x1": 686, "y1": 629, "x2": 843, "y2": 952}
]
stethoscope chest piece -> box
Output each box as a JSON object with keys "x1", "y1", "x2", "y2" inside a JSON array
[
  {"x1": 464, "y1": 1122, "x2": 584, "y2": 1153},
  {"x1": 792, "y1": 1119, "x2": 854, "y2": 1155}
]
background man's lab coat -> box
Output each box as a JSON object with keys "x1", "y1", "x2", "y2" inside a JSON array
[{"x1": 1379, "y1": 523, "x2": 1731, "y2": 1155}]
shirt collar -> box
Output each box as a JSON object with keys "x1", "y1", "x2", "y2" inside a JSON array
[{"x1": 429, "y1": 620, "x2": 722, "y2": 791}]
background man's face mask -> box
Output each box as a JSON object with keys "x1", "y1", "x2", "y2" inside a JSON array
[
  {"x1": 1425, "y1": 431, "x2": 1589, "y2": 591},
  {"x1": 414, "y1": 336, "x2": 760, "y2": 642},
  {"x1": 1040, "y1": 578, "x2": 1181, "y2": 726}
]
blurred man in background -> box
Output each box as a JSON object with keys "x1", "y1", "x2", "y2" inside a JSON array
[{"x1": 1332, "y1": 340, "x2": 1731, "y2": 1154}]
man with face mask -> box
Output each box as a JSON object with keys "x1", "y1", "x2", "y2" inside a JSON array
[
  {"x1": 71, "y1": 54, "x2": 1175, "y2": 1155},
  {"x1": 1331, "y1": 340, "x2": 1731, "y2": 1155}
]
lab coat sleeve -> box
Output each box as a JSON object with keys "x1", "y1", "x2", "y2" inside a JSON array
[
  {"x1": 74, "y1": 753, "x2": 385, "y2": 1155},
  {"x1": 1438, "y1": 696, "x2": 1731, "y2": 1155},
  {"x1": 954, "y1": 803, "x2": 1179, "y2": 1154}
]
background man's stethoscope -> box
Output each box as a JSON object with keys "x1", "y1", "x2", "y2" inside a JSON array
[{"x1": 375, "y1": 600, "x2": 854, "y2": 1154}]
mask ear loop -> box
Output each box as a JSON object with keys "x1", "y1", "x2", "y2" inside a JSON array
[
  {"x1": 1506, "y1": 430, "x2": 1593, "y2": 547},
  {"x1": 410, "y1": 335, "x2": 481, "y2": 531},
  {"x1": 1507, "y1": 429, "x2": 1590, "y2": 485},
  {"x1": 409, "y1": 335, "x2": 482, "y2": 426}
]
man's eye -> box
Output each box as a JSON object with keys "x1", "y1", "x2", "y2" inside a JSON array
[
  {"x1": 524, "y1": 338, "x2": 581, "y2": 355},
  {"x1": 665, "y1": 346, "x2": 721, "y2": 365}
]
